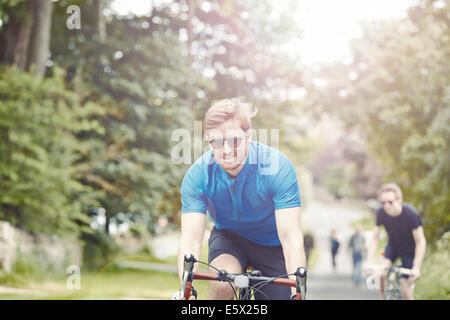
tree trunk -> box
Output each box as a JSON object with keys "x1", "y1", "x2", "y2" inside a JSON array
[
  {"x1": 105, "y1": 215, "x2": 110, "y2": 235},
  {"x1": 0, "y1": 1, "x2": 34, "y2": 69},
  {"x1": 93, "y1": 0, "x2": 106, "y2": 43},
  {"x1": 27, "y1": 0, "x2": 54, "y2": 77},
  {"x1": 187, "y1": 0, "x2": 196, "y2": 109}
]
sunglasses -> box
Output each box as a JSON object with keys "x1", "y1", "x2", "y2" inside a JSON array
[
  {"x1": 209, "y1": 135, "x2": 246, "y2": 149},
  {"x1": 380, "y1": 200, "x2": 394, "y2": 206}
]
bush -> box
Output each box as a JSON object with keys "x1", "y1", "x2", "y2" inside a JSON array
[
  {"x1": 81, "y1": 231, "x2": 121, "y2": 271},
  {"x1": 414, "y1": 231, "x2": 450, "y2": 300},
  {"x1": 0, "y1": 248, "x2": 58, "y2": 286},
  {"x1": 0, "y1": 67, "x2": 103, "y2": 237}
]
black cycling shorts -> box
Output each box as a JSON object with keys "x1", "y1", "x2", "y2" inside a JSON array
[
  {"x1": 208, "y1": 227, "x2": 291, "y2": 300},
  {"x1": 384, "y1": 242, "x2": 415, "y2": 279}
]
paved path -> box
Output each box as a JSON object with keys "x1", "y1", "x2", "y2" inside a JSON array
[
  {"x1": 302, "y1": 200, "x2": 379, "y2": 300},
  {"x1": 150, "y1": 231, "x2": 180, "y2": 260},
  {"x1": 307, "y1": 272, "x2": 378, "y2": 300}
]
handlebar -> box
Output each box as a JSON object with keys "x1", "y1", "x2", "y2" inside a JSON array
[
  {"x1": 364, "y1": 264, "x2": 415, "y2": 276},
  {"x1": 182, "y1": 254, "x2": 307, "y2": 300}
]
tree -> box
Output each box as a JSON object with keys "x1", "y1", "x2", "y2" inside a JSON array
[
  {"x1": 0, "y1": 0, "x2": 33, "y2": 69},
  {"x1": 0, "y1": 0, "x2": 54, "y2": 77},
  {"x1": 309, "y1": 0, "x2": 450, "y2": 241},
  {"x1": 49, "y1": 0, "x2": 211, "y2": 234},
  {"x1": 27, "y1": 0, "x2": 54, "y2": 76},
  {"x1": 0, "y1": 0, "x2": 319, "y2": 238},
  {"x1": 0, "y1": 67, "x2": 104, "y2": 236}
]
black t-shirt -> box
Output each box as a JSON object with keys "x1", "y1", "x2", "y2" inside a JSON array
[{"x1": 376, "y1": 204, "x2": 423, "y2": 254}]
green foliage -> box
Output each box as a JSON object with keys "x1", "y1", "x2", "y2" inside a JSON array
[
  {"x1": 351, "y1": 212, "x2": 376, "y2": 231},
  {"x1": 46, "y1": 0, "x2": 319, "y2": 236},
  {"x1": 323, "y1": 162, "x2": 357, "y2": 199},
  {"x1": 0, "y1": 67, "x2": 102, "y2": 236},
  {"x1": 312, "y1": 0, "x2": 450, "y2": 241},
  {"x1": 357, "y1": 2, "x2": 450, "y2": 242},
  {"x1": 0, "y1": 248, "x2": 62, "y2": 286},
  {"x1": 9, "y1": 251, "x2": 46, "y2": 281},
  {"x1": 81, "y1": 231, "x2": 121, "y2": 270},
  {"x1": 400, "y1": 106, "x2": 450, "y2": 239},
  {"x1": 0, "y1": 0, "x2": 26, "y2": 24},
  {"x1": 415, "y1": 231, "x2": 450, "y2": 299},
  {"x1": 155, "y1": 186, "x2": 182, "y2": 228},
  {"x1": 49, "y1": 2, "x2": 212, "y2": 233}
]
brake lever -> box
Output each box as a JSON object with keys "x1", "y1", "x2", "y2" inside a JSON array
[
  {"x1": 295, "y1": 267, "x2": 307, "y2": 300},
  {"x1": 181, "y1": 254, "x2": 196, "y2": 299}
]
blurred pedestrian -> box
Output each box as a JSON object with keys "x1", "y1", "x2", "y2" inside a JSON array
[
  {"x1": 348, "y1": 226, "x2": 366, "y2": 286},
  {"x1": 330, "y1": 229, "x2": 340, "y2": 271},
  {"x1": 303, "y1": 232, "x2": 315, "y2": 267}
]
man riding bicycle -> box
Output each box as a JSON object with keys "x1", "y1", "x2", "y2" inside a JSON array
[
  {"x1": 174, "y1": 99, "x2": 307, "y2": 300},
  {"x1": 366, "y1": 183, "x2": 427, "y2": 300}
]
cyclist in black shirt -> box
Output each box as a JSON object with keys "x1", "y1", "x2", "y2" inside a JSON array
[{"x1": 366, "y1": 183, "x2": 426, "y2": 300}]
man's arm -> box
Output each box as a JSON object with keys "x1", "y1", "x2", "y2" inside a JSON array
[
  {"x1": 275, "y1": 206, "x2": 306, "y2": 296},
  {"x1": 411, "y1": 226, "x2": 426, "y2": 280},
  {"x1": 367, "y1": 226, "x2": 381, "y2": 264},
  {"x1": 177, "y1": 212, "x2": 206, "y2": 287}
]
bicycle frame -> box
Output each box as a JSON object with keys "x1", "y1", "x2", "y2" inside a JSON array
[
  {"x1": 364, "y1": 263, "x2": 414, "y2": 300},
  {"x1": 385, "y1": 268, "x2": 402, "y2": 300},
  {"x1": 182, "y1": 254, "x2": 307, "y2": 300},
  {"x1": 385, "y1": 265, "x2": 415, "y2": 300}
]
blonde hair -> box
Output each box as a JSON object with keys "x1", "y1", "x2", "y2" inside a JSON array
[
  {"x1": 377, "y1": 183, "x2": 403, "y2": 201},
  {"x1": 204, "y1": 98, "x2": 257, "y2": 132}
]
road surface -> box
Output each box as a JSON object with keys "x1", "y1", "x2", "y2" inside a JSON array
[{"x1": 302, "y1": 200, "x2": 379, "y2": 300}]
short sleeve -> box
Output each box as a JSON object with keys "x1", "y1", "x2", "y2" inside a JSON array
[
  {"x1": 405, "y1": 205, "x2": 423, "y2": 230},
  {"x1": 271, "y1": 153, "x2": 302, "y2": 210},
  {"x1": 180, "y1": 165, "x2": 207, "y2": 214},
  {"x1": 413, "y1": 214, "x2": 423, "y2": 229}
]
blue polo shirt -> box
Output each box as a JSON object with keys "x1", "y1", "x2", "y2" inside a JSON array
[{"x1": 181, "y1": 141, "x2": 301, "y2": 246}]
